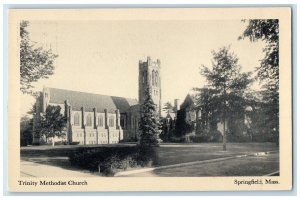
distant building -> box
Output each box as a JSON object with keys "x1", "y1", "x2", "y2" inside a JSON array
[
  {"x1": 175, "y1": 91, "x2": 258, "y2": 142},
  {"x1": 32, "y1": 57, "x2": 162, "y2": 145}
]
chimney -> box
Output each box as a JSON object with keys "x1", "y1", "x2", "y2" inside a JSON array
[
  {"x1": 174, "y1": 99, "x2": 180, "y2": 112},
  {"x1": 147, "y1": 56, "x2": 151, "y2": 64}
]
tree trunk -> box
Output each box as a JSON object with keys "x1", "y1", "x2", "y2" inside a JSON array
[
  {"x1": 223, "y1": 87, "x2": 227, "y2": 151},
  {"x1": 223, "y1": 120, "x2": 226, "y2": 151},
  {"x1": 52, "y1": 136, "x2": 55, "y2": 147}
]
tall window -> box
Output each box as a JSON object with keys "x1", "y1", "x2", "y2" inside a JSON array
[
  {"x1": 86, "y1": 114, "x2": 92, "y2": 127},
  {"x1": 152, "y1": 70, "x2": 155, "y2": 86},
  {"x1": 98, "y1": 115, "x2": 104, "y2": 127},
  {"x1": 109, "y1": 116, "x2": 114, "y2": 127},
  {"x1": 74, "y1": 113, "x2": 80, "y2": 126}
]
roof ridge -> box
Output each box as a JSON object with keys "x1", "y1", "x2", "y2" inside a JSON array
[
  {"x1": 45, "y1": 86, "x2": 138, "y2": 101},
  {"x1": 46, "y1": 87, "x2": 138, "y2": 113}
]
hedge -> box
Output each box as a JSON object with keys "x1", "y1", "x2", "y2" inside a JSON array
[{"x1": 68, "y1": 146, "x2": 157, "y2": 176}]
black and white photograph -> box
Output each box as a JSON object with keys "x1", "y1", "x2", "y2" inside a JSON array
[{"x1": 8, "y1": 8, "x2": 292, "y2": 191}]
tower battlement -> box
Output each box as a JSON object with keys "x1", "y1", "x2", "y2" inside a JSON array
[{"x1": 139, "y1": 57, "x2": 161, "y2": 69}]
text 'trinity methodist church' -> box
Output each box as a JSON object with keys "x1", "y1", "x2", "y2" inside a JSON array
[{"x1": 33, "y1": 57, "x2": 162, "y2": 145}]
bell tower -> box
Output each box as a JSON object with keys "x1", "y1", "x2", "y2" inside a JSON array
[{"x1": 138, "y1": 56, "x2": 161, "y2": 116}]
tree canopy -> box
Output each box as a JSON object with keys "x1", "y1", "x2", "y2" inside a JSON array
[
  {"x1": 20, "y1": 115, "x2": 33, "y2": 146},
  {"x1": 40, "y1": 105, "x2": 67, "y2": 140},
  {"x1": 239, "y1": 19, "x2": 279, "y2": 90},
  {"x1": 201, "y1": 46, "x2": 252, "y2": 96},
  {"x1": 198, "y1": 46, "x2": 252, "y2": 149},
  {"x1": 20, "y1": 21, "x2": 58, "y2": 94},
  {"x1": 193, "y1": 87, "x2": 219, "y2": 132},
  {"x1": 239, "y1": 19, "x2": 279, "y2": 141}
]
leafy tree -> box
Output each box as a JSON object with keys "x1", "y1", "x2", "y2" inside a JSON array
[
  {"x1": 243, "y1": 92, "x2": 272, "y2": 142},
  {"x1": 200, "y1": 46, "x2": 252, "y2": 150},
  {"x1": 239, "y1": 19, "x2": 279, "y2": 144},
  {"x1": 20, "y1": 115, "x2": 33, "y2": 146},
  {"x1": 193, "y1": 88, "x2": 219, "y2": 134},
  {"x1": 239, "y1": 19, "x2": 278, "y2": 88},
  {"x1": 40, "y1": 105, "x2": 67, "y2": 146},
  {"x1": 159, "y1": 117, "x2": 170, "y2": 142},
  {"x1": 138, "y1": 87, "x2": 160, "y2": 147},
  {"x1": 20, "y1": 21, "x2": 58, "y2": 94}
]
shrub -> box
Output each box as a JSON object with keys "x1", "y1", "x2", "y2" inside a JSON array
[
  {"x1": 20, "y1": 129, "x2": 33, "y2": 146},
  {"x1": 226, "y1": 132, "x2": 250, "y2": 142},
  {"x1": 189, "y1": 135, "x2": 204, "y2": 143},
  {"x1": 136, "y1": 146, "x2": 158, "y2": 167},
  {"x1": 69, "y1": 142, "x2": 80, "y2": 145},
  {"x1": 68, "y1": 146, "x2": 157, "y2": 176},
  {"x1": 169, "y1": 137, "x2": 185, "y2": 143},
  {"x1": 54, "y1": 141, "x2": 68, "y2": 145},
  {"x1": 189, "y1": 130, "x2": 222, "y2": 143}
]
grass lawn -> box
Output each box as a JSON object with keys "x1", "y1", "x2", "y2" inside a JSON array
[
  {"x1": 154, "y1": 142, "x2": 278, "y2": 166},
  {"x1": 129, "y1": 153, "x2": 279, "y2": 177},
  {"x1": 21, "y1": 142, "x2": 278, "y2": 176}
]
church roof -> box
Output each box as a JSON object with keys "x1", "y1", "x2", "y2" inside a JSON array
[
  {"x1": 47, "y1": 87, "x2": 138, "y2": 113},
  {"x1": 180, "y1": 94, "x2": 196, "y2": 110},
  {"x1": 166, "y1": 112, "x2": 176, "y2": 119}
]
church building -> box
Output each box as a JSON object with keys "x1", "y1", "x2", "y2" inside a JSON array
[{"x1": 32, "y1": 57, "x2": 161, "y2": 145}]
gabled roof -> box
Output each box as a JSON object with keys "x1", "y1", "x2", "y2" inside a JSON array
[
  {"x1": 166, "y1": 112, "x2": 176, "y2": 119},
  {"x1": 47, "y1": 87, "x2": 138, "y2": 113},
  {"x1": 180, "y1": 94, "x2": 196, "y2": 110}
]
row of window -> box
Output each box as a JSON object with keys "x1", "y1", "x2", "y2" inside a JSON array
[
  {"x1": 76, "y1": 133, "x2": 97, "y2": 137},
  {"x1": 73, "y1": 113, "x2": 115, "y2": 127},
  {"x1": 142, "y1": 70, "x2": 159, "y2": 87},
  {"x1": 153, "y1": 90, "x2": 159, "y2": 96},
  {"x1": 78, "y1": 140, "x2": 119, "y2": 145},
  {"x1": 75, "y1": 133, "x2": 119, "y2": 138},
  {"x1": 111, "y1": 132, "x2": 118, "y2": 137}
]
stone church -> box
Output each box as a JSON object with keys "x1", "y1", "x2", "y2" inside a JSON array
[{"x1": 33, "y1": 57, "x2": 161, "y2": 145}]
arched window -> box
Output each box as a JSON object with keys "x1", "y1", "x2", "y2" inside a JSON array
[
  {"x1": 98, "y1": 115, "x2": 104, "y2": 127},
  {"x1": 74, "y1": 113, "x2": 80, "y2": 126},
  {"x1": 155, "y1": 71, "x2": 159, "y2": 86},
  {"x1": 109, "y1": 116, "x2": 114, "y2": 127},
  {"x1": 152, "y1": 70, "x2": 155, "y2": 86},
  {"x1": 86, "y1": 114, "x2": 92, "y2": 126}
]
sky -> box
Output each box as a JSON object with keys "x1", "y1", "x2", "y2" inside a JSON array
[{"x1": 21, "y1": 20, "x2": 265, "y2": 116}]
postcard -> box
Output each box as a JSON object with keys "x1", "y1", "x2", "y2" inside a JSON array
[{"x1": 8, "y1": 7, "x2": 292, "y2": 192}]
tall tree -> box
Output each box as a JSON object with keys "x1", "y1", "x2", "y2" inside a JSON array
[
  {"x1": 200, "y1": 46, "x2": 252, "y2": 150},
  {"x1": 138, "y1": 87, "x2": 160, "y2": 147},
  {"x1": 40, "y1": 105, "x2": 67, "y2": 146},
  {"x1": 20, "y1": 21, "x2": 58, "y2": 94},
  {"x1": 20, "y1": 115, "x2": 33, "y2": 146},
  {"x1": 193, "y1": 88, "x2": 219, "y2": 133},
  {"x1": 239, "y1": 19, "x2": 279, "y2": 144}
]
